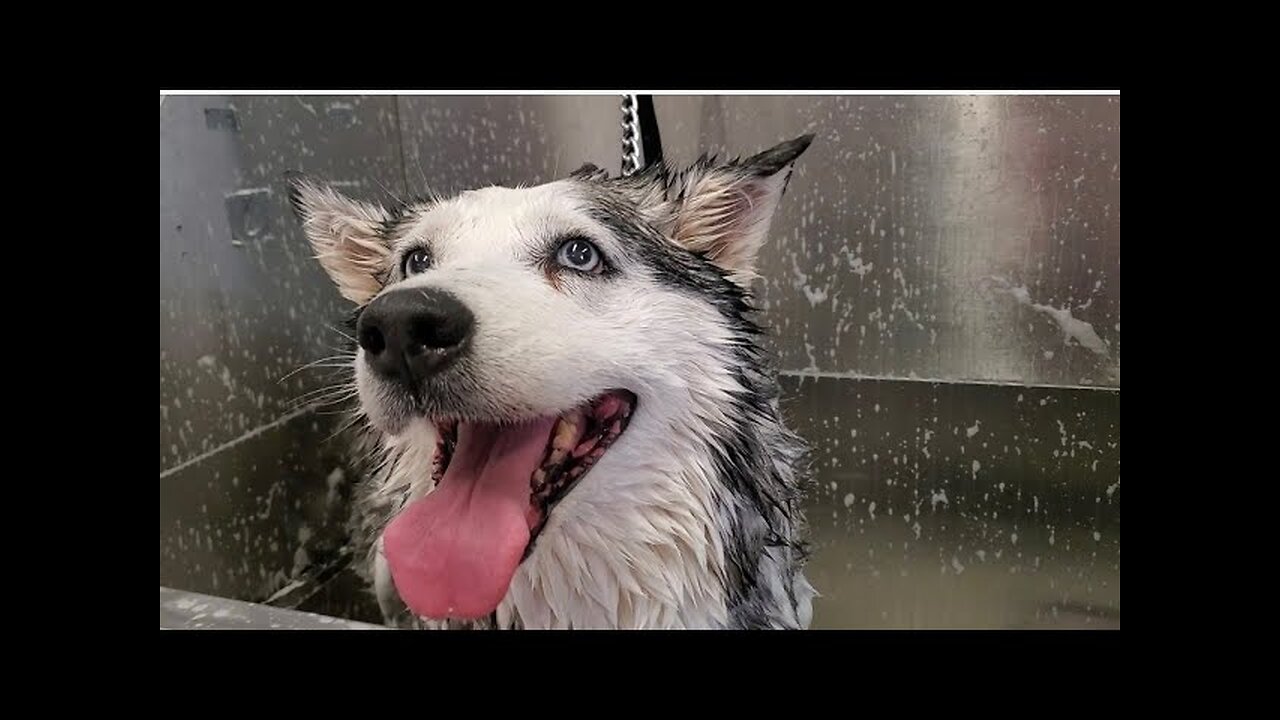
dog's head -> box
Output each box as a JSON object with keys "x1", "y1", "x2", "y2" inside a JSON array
[{"x1": 288, "y1": 135, "x2": 812, "y2": 623}]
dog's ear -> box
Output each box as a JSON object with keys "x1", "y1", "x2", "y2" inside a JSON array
[
  {"x1": 662, "y1": 135, "x2": 813, "y2": 284},
  {"x1": 286, "y1": 173, "x2": 393, "y2": 305}
]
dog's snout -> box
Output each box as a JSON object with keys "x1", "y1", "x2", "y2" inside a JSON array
[{"x1": 357, "y1": 288, "x2": 475, "y2": 383}]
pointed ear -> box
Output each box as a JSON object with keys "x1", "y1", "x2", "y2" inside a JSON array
[
  {"x1": 286, "y1": 173, "x2": 394, "y2": 305},
  {"x1": 665, "y1": 134, "x2": 813, "y2": 283}
]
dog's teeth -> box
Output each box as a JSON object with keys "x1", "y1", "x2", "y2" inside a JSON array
[
  {"x1": 552, "y1": 417, "x2": 578, "y2": 452},
  {"x1": 548, "y1": 447, "x2": 568, "y2": 466},
  {"x1": 572, "y1": 436, "x2": 600, "y2": 459},
  {"x1": 532, "y1": 468, "x2": 547, "y2": 488}
]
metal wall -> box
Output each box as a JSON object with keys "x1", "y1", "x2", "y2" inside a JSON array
[{"x1": 159, "y1": 94, "x2": 1120, "y2": 628}]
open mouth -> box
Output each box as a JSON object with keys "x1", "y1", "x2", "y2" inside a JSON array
[{"x1": 381, "y1": 389, "x2": 636, "y2": 621}]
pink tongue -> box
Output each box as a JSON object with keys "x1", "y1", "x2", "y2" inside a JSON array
[{"x1": 383, "y1": 417, "x2": 556, "y2": 620}]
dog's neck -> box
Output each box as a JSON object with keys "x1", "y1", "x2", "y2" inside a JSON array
[{"x1": 499, "y1": 459, "x2": 733, "y2": 629}]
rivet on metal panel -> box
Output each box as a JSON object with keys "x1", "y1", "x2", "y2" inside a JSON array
[
  {"x1": 325, "y1": 102, "x2": 357, "y2": 129},
  {"x1": 224, "y1": 188, "x2": 273, "y2": 243},
  {"x1": 204, "y1": 108, "x2": 240, "y2": 132}
]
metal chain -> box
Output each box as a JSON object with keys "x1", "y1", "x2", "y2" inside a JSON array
[{"x1": 620, "y1": 94, "x2": 645, "y2": 176}]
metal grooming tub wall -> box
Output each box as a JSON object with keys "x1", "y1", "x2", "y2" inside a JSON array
[{"x1": 159, "y1": 94, "x2": 1119, "y2": 629}]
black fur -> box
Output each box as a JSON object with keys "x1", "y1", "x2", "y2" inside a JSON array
[{"x1": 575, "y1": 153, "x2": 813, "y2": 627}]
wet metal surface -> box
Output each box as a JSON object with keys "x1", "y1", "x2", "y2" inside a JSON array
[
  {"x1": 159, "y1": 95, "x2": 402, "y2": 473},
  {"x1": 782, "y1": 375, "x2": 1119, "y2": 629},
  {"x1": 159, "y1": 95, "x2": 1119, "y2": 628},
  {"x1": 161, "y1": 586, "x2": 384, "y2": 630},
  {"x1": 653, "y1": 95, "x2": 1120, "y2": 388},
  {"x1": 158, "y1": 410, "x2": 354, "y2": 602}
]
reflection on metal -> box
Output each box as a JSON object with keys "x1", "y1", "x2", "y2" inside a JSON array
[
  {"x1": 161, "y1": 586, "x2": 384, "y2": 630},
  {"x1": 784, "y1": 375, "x2": 1119, "y2": 629},
  {"x1": 651, "y1": 95, "x2": 1120, "y2": 388},
  {"x1": 159, "y1": 95, "x2": 1119, "y2": 628}
]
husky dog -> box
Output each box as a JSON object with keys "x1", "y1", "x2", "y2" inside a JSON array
[{"x1": 287, "y1": 134, "x2": 816, "y2": 629}]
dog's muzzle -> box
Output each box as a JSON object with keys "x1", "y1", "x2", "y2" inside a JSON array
[{"x1": 357, "y1": 288, "x2": 474, "y2": 388}]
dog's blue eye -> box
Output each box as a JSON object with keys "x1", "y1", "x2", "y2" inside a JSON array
[
  {"x1": 404, "y1": 248, "x2": 431, "y2": 276},
  {"x1": 555, "y1": 238, "x2": 602, "y2": 273}
]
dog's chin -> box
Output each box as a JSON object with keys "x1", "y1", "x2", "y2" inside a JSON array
[{"x1": 376, "y1": 388, "x2": 638, "y2": 622}]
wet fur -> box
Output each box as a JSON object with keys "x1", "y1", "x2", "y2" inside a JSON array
[{"x1": 289, "y1": 135, "x2": 817, "y2": 629}]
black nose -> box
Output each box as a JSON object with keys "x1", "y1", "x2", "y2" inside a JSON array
[{"x1": 357, "y1": 288, "x2": 475, "y2": 384}]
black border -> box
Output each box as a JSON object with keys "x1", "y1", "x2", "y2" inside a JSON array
[
  {"x1": 158, "y1": 628, "x2": 1122, "y2": 679},
  {"x1": 160, "y1": 45, "x2": 1119, "y2": 91},
  {"x1": 155, "y1": 86, "x2": 1131, "y2": 650},
  {"x1": 160, "y1": 70, "x2": 1119, "y2": 91}
]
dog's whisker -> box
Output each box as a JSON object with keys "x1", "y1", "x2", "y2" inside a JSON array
[
  {"x1": 323, "y1": 414, "x2": 366, "y2": 443},
  {"x1": 279, "y1": 355, "x2": 358, "y2": 383},
  {"x1": 288, "y1": 385, "x2": 359, "y2": 407},
  {"x1": 291, "y1": 381, "x2": 357, "y2": 398},
  {"x1": 288, "y1": 395, "x2": 358, "y2": 413},
  {"x1": 314, "y1": 404, "x2": 359, "y2": 416},
  {"x1": 326, "y1": 324, "x2": 357, "y2": 343},
  {"x1": 281, "y1": 369, "x2": 357, "y2": 388},
  {"x1": 415, "y1": 154, "x2": 443, "y2": 204},
  {"x1": 372, "y1": 176, "x2": 407, "y2": 207}
]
